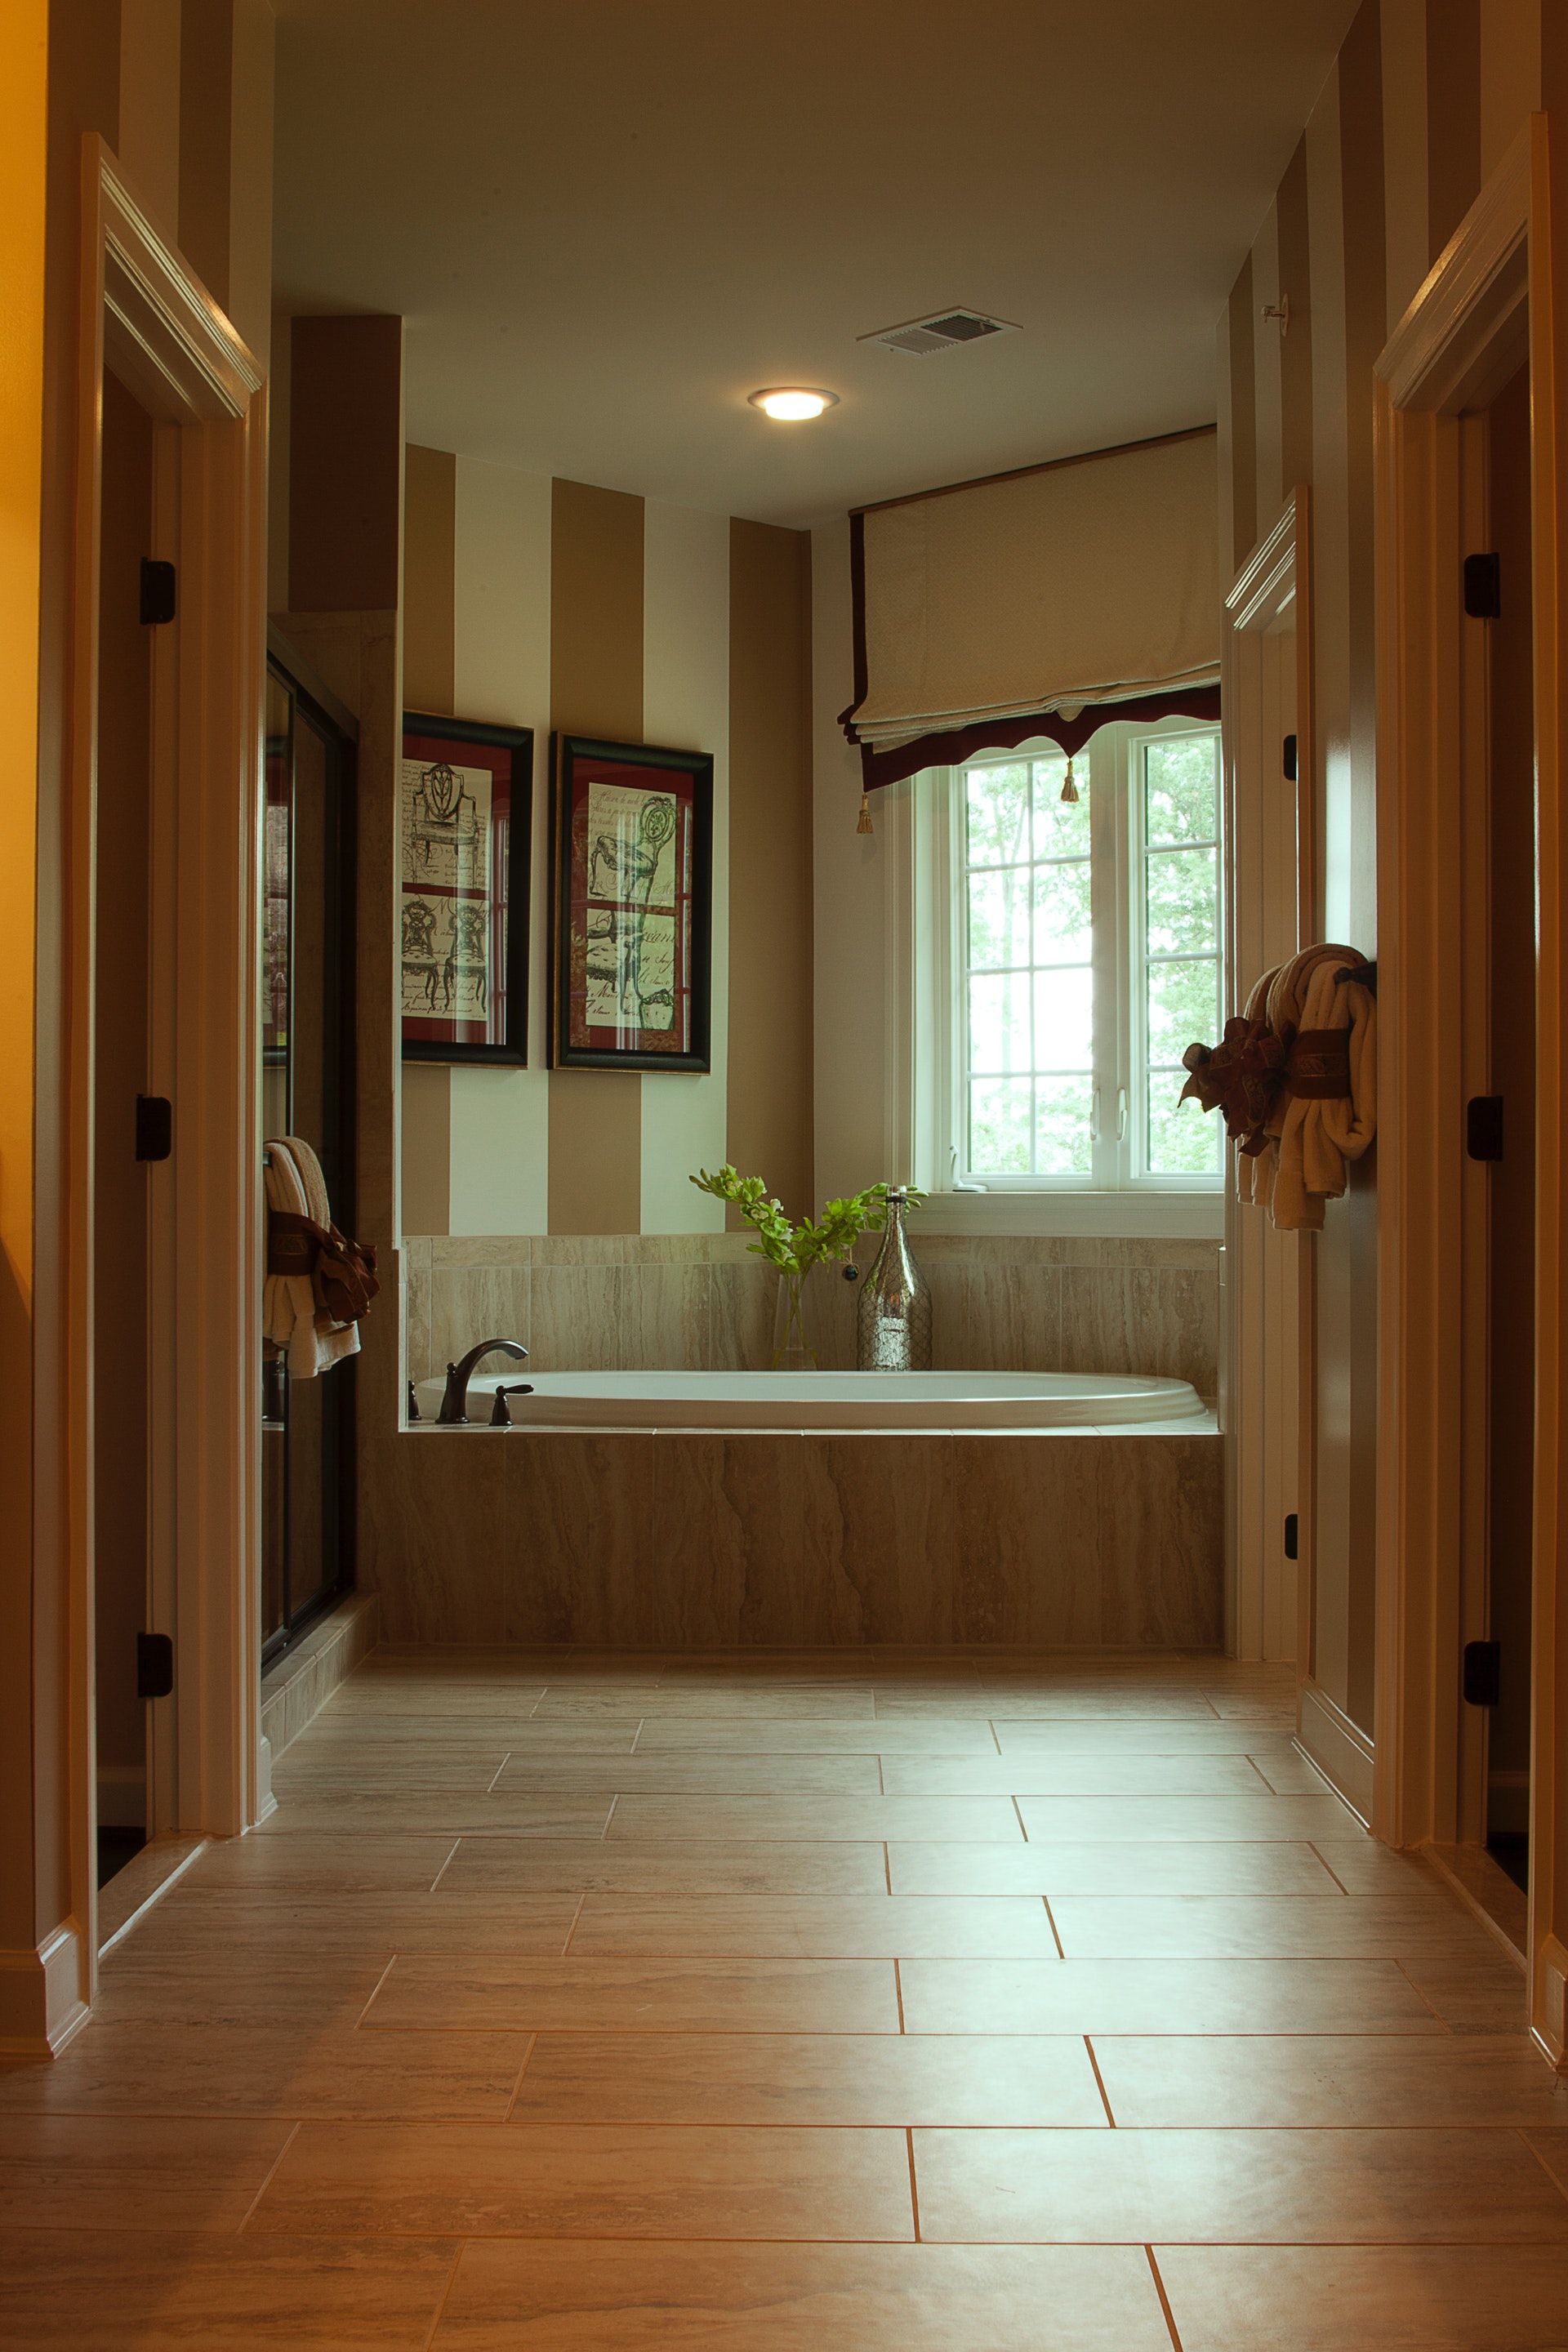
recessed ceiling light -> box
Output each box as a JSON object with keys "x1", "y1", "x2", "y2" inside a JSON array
[{"x1": 748, "y1": 387, "x2": 840, "y2": 421}]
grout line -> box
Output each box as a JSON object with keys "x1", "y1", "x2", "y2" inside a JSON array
[
  {"x1": 876, "y1": 1753, "x2": 885, "y2": 1795},
  {"x1": 421, "y1": 2242, "x2": 466, "y2": 2352},
  {"x1": 989, "y1": 1719, "x2": 1002, "y2": 1754},
  {"x1": 560, "y1": 1894, "x2": 586, "y2": 1955},
  {"x1": 428, "y1": 1838, "x2": 461, "y2": 1893},
  {"x1": 501, "y1": 2034, "x2": 537, "y2": 2123},
  {"x1": 1393, "y1": 1955, "x2": 1454, "y2": 2034},
  {"x1": 1012, "y1": 1796, "x2": 1030, "y2": 1842},
  {"x1": 630, "y1": 1718, "x2": 645, "y2": 1753},
  {"x1": 883, "y1": 1842, "x2": 893, "y2": 1896},
  {"x1": 1145, "y1": 2246, "x2": 1185, "y2": 2350},
  {"x1": 1308, "y1": 1840, "x2": 1353, "y2": 1895},
  {"x1": 354, "y1": 1954, "x2": 399, "y2": 2029},
  {"x1": 906, "y1": 2127, "x2": 922, "y2": 2241},
  {"x1": 238, "y1": 2119, "x2": 301, "y2": 2234},
  {"x1": 1084, "y1": 2035, "x2": 1116, "y2": 2126},
  {"x1": 601, "y1": 1794, "x2": 619, "y2": 1845},
  {"x1": 486, "y1": 1752, "x2": 513, "y2": 1794},
  {"x1": 1042, "y1": 1894, "x2": 1065, "y2": 1959},
  {"x1": 893, "y1": 1957, "x2": 906, "y2": 2034},
  {"x1": 1243, "y1": 1753, "x2": 1279, "y2": 1793},
  {"x1": 1518, "y1": 2125, "x2": 1568, "y2": 2207}
]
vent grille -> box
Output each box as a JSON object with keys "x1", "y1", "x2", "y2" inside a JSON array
[{"x1": 862, "y1": 307, "x2": 1019, "y2": 357}]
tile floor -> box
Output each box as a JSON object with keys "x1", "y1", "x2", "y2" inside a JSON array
[{"x1": 2, "y1": 1646, "x2": 1566, "y2": 2348}]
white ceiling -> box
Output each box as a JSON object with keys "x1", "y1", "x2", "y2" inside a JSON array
[{"x1": 272, "y1": 0, "x2": 1356, "y2": 528}]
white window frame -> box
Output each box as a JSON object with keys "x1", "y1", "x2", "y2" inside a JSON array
[{"x1": 886, "y1": 717, "x2": 1226, "y2": 1238}]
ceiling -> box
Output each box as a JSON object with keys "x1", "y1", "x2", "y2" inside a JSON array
[{"x1": 272, "y1": 0, "x2": 1356, "y2": 528}]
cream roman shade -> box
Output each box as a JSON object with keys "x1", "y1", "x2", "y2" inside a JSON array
[{"x1": 844, "y1": 426, "x2": 1221, "y2": 787}]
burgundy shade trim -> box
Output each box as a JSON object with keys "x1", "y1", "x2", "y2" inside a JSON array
[{"x1": 838, "y1": 685, "x2": 1223, "y2": 793}]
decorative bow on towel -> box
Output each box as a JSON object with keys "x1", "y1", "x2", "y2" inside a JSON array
[
  {"x1": 266, "y1": 1212, "x2": 380, "y2": 1326},
  {"x1": 263, "y1": 1135, "x2": 378, "y2": 1378},
  {"x1": 1178, "y1": 1017, "x2": 1289, "y2": 1154}
]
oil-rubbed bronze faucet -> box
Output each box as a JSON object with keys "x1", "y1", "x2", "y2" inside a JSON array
[{"x1": 437, "y1": 1338, "x2": 530, "y2": 1423}]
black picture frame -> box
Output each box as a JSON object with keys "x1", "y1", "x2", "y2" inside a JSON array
[
  {"x1": 550, "y1": 733, "x2": 714, "y2": 1073},
  {"x1": 400, "y1": 711, "x2": 533, "y2": 1066}
]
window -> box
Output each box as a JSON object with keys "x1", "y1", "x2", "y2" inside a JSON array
[{"x1": 913, "y1": 720, "x2": 1223, "y2": 1200}]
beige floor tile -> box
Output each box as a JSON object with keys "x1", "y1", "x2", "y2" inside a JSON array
[
  {"x1": 1398, "y1": 1951, "x2": 1532, "y2": 2033},
  {"x1": 568, "y1": 1895, "x2": 1058, "y2": 1958},
  {"x1": 180, "y1": 1833, "x2": 460, "y2": 1891},
  {"x1": 437, "y1": 1838, "x2": 891, "y2": 1895},
  {"x1": 898, "y1": 1956, "x2": 1446, "y2": 2035},
  {"x1": 631, "y1": 1718, "x2": 1001, "y2": 1753},
  {"x1": 1155, "y1": 2244, "x2": 1568, "y2": 2349},
  {"x1": 362, "y1": 1953, "x2": 902, "y2": 2034},
  {"x1": 317, "y1": 1715, "x2": 643, "y2": 1750},
  {"x1": 604, "y1": 1795, "x2": 1023, "y2": 1842},
  {"x1": 510, "y1": 2031, "x2": 1105, "y2": 2126},
  {"x1": 1310, "y1": 1840, "x2": 1450, "y2": 1895},
  {"x1": 1246, "y1": 1748, "x2": 1342, "y2": 1793},
  {"x1": 492, "y1": 1753, "x2": 884, "y2": 1793},
  {"x1": 0, "y1": 2023, "x2": 528, "y2": 2118},
  {"x1": 92, "y1": 1958, "x2": 389, "y2": 2031},
  {"x1": 0, "y1": 2228, "x2": 457, "y2": 2350},
  {"x1": 1016, "y1": 1793, "x2": 1361, "y2": 1841},
  {"x1": 912, "y1": 2125, "x2": 1568, "y2": 2243},
  {"x1": 1090, "y1": 2034, "x2": 1568, "y2": 2127},
  {"x1": 889, "y1": 1839, "x2": 1345, "y2": 1896},
  {"x1": 430, "y1": 2239, "x2": 1170, "y2": 2349},
  {"x1": 880, "y1": 1754, "x2": 1273, "y2": 1795},
  {"x1": 0, "y1": 2114, "x2": 296, "y2": 2232},
  {"x1": 1202, "y1": 1695, "x2": 1296, "y2": 1721},
  {"x1": 272, "y1": 1757, "x2": 512, "y2": 1791},
  {"x1": 112, "y1": 1889, "x2": 582, "y2": 1958},
  {"x1": 253, "y1": 1792, "x2": 615, "y2": 1835},
  {"x1": 536, "y1": 1690, "x2": 877, "y2": 1719},
  {"x1": 1050, "y1": 1895, "x2": 1499, "y2": 1959},
  {"x1": 881, "y1": 1690, "x2": 1221, "y2": 1719},
  {"x1": 249, "y1": 2121, "x2": 915, "y2": 2241},
  {"x1": 991, "y1": 1719, "x2": 1310, "y2": 1753}
]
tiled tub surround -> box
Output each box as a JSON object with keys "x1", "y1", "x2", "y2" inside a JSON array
[{"x1": 403, "y1": 1233, "x2": 1220, "y2": 1395}]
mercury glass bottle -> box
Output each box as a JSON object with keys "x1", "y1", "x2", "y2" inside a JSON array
[{"x1": 857, "y1": 1185, "x2": 933, "y2": 1370}]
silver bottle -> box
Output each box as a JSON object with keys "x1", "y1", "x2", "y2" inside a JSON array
[{"x1": 857, "y1": 1186, "x2": 933, "y2": 1370}]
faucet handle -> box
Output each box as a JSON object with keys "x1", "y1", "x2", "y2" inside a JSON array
[{"x1": 489, "y1": 1383, "x2": 535, "y2": 1428}]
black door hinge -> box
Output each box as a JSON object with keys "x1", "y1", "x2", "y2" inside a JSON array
[
  {"x1": 136, "y1": 1632, "x2": 174, "y2": 1699},
  {"x1": 1282, "y1": 733, "x2": 1298, "y2": 782},
  {"x1": 140, "y1": 558, "x2": 176, "y2": 626},
  {"x1": 1463, "y1": 1640, "x2": 1501, "y2": 1707},
  {"x1": 1284, "y1": 1512, "x2": 1298, "y2": 1561},
  {"x1": 1466, "y1": 1096, "x2": 1503, "y2": 1162},
  {"x1": 136, "y1": 1095, "x2": 172, "y2": 1162},
  {"x1": 1463, "y1": 553, "x2": 1501, "y2": 619}
]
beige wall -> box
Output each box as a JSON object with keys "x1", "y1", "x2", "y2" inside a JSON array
[{"x1": 397, "y1": 452, "x2": 815, "y2": 1237}]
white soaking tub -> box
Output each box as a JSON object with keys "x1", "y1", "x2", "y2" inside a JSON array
[{"x1": 413, "y1": 1367, "x2": 1205, "y2": 1433}]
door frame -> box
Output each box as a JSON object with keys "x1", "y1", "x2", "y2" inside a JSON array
[
  {"x1": 67, "y1": 136, "x2": 267, "y2": 1988},
  {"x1": 1372, "y1": 117, "x2": 1566, "y2": 2062}
]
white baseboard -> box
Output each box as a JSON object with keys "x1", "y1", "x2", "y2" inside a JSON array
[
  {"x1": 1296, "y1": 1676, "x2": 1374, "y2": 1824},
  {"x1": 0, "y1": 1923, "x2": 89, "y2": 2060}
]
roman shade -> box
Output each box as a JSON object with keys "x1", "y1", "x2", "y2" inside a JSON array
[{"x1": 843, "y1": 425, "x2": 1222, "y2": 790}]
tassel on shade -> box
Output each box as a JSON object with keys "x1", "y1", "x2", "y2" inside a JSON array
[
  {"x1": 857, "y1": 791, "x2": 875, "y2": 835},
  {"x1": 1059, "y1": 758, "x2": 1080, "y2": 804}
]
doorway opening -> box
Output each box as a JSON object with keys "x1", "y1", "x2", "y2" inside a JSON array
[{"x1": 261, "y1": 642, "x2": 359, "y2": 1664}]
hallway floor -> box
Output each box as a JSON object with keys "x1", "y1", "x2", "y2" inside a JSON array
[{"x1": 3, "y1": 1648, "x2": 1566, "y2": 2347}]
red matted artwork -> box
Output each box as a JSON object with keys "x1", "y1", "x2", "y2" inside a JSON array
[
  {"x1": 401, "y1": 712, "x2": 533, "y2": 1065},
  {"x1": 550, "y1": 733, "x2": 714, "y2": 1073}
]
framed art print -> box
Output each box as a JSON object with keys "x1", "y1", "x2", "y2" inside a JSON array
[
  {"x1": 550, "y1": 733, "x2": 714, "y2": 1072},
  {"x1": 400, "y1": 712, "x2": 532, "y2": 1065}
]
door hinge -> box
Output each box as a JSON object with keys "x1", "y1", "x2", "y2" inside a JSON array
[
  {"x1": 139, "y1": 558, "x2": 176, "y2": 626},
  {"x1": 136, "y1": 1631, "x2": 174, "y2": 1699},
  {"x1": 1462, "y1": 1639, "x2": 1500, "y2": 1707},
  {"x1": 1284, "y1": 1512, "x2": 1298, "y2": 1561},
  {"x1": 136, "y1": 1094, "x2": 172, "y2": 1162},
  {"x1": 1282, "y1": 733, "x2": 1298, "y2": 782},
  {"x1": 1466, "y1": 1096, "x2": 1503, "y2": 1162},
  {"x1": 1463, "y1": 552, "x2": 1501, "y2": 619}
]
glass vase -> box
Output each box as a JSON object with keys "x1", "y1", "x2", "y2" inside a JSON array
[{"x1": 772, "y1": 1269, "x2": 819, "y2": 1370}]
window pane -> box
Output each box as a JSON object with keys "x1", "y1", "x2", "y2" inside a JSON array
[
  {"x1": 966, "y1": 764, "x2": 1031, "y2": 866},
  {"x1": 967, "y1": 866, "x2": 1033, "y2": 971},
  {"x1": 1032, "y1": 858, "x2": 1092, "y2": 964},
  {"x1": 1145, "y1": 735, "x2": 1218, "y2": 844},
  {"x1": 1146, "y1": 844, "x2": 1219, "y2": 955},
  {"x1": 1147, "y1": 956, "x2": 1219, "y2": 1066},
  {"x1": 1032, "y1": 965, "x2": 1093, "y2": 1069},
  {"x1": 1031, "y1": 755, "x2": 1091, "y2": 860},
  {"x1": 1147, "y1": 1082, "x2": 1222, "y2": 1175},
  {"x1": 969, "y1": 973, "x2": 1031, "y2": 1072},
  {"x1": 970, "y1": 1077, "x2": 1031, "y2": 1174},
  {"x1": 1036, "y1": 1076, "x2": 1093, "y2": 1174}
]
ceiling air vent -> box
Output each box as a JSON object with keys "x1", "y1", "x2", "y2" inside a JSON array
[{"x1": 861, "y1": 307, "x2": 1019, "y2": 358}]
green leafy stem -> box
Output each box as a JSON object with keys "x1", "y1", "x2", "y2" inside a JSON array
[{"x1": 688, "y1": 1165, "x2": 924, "y2": 1285}]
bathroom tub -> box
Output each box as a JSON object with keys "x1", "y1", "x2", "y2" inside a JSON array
[{"x1": 412, "y1": 1367, "x2": 1206, "y2": 1433}]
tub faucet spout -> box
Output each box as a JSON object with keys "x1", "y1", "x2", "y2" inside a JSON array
[{"x1": 438, "y1": 1338, "x2": 529, "y2": 1424}]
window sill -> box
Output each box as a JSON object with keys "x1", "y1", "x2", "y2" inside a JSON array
[{"x1": 911, "y1": 1189, "x2": 1225, "y2": 1239}]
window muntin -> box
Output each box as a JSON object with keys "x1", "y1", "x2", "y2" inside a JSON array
[{"x1": 948, "y1": 723, "x2": 1222, "y2": 1193}]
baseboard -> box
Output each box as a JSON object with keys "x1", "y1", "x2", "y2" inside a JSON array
[
  {"x1": 1423, "y1": 1842, "x2": 1528, "y2": 1971},
  {"x1": 260, "y1": 1589, "x2": 379, "y2": 1759},
  {"x1": 97, "y1": 1834, "x2": 211, "y2": 1957},
  {"x1": 0, "y1": 1923, "x2": 90, "y2": 2060},
  {"x1": 1296, "y1": 1675, "x2": 1374, "y2": 1824},
  {"x1": 1535, "y1": 1936, "x2": 1568, "y2": 2072}
]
